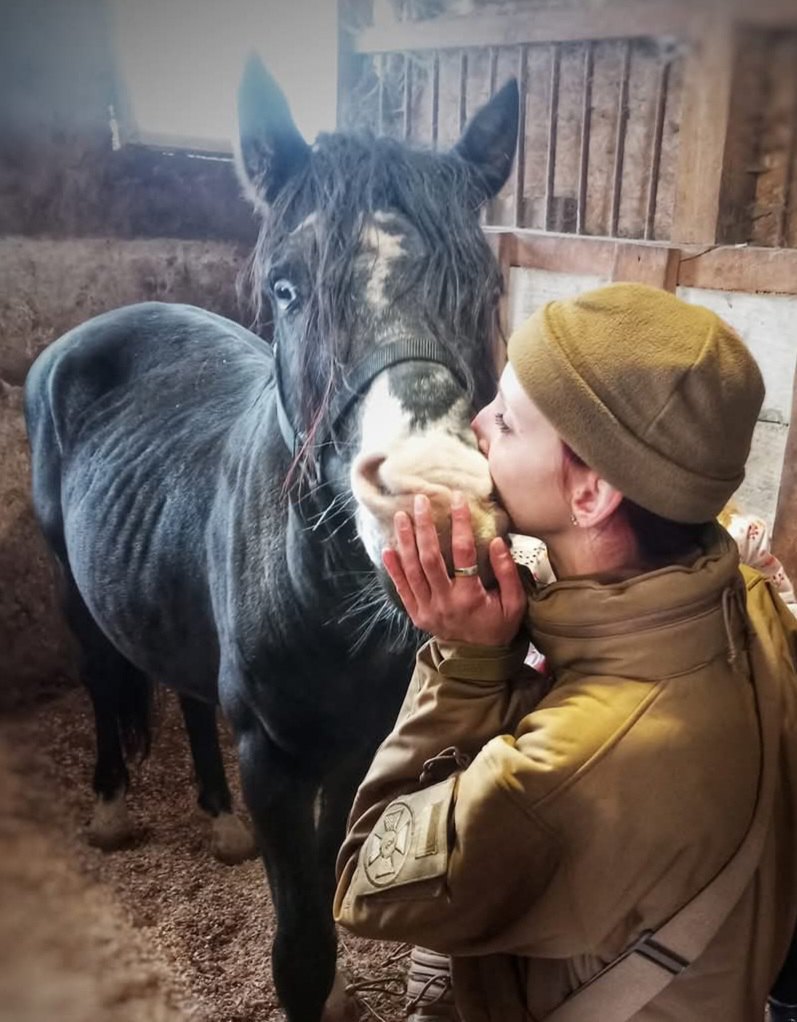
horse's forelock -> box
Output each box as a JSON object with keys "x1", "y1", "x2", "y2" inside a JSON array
[{"x1": 243, "y1": 133, "x2": 503, "y2": 483}]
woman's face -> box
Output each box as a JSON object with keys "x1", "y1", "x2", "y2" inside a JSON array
[{"x1": 472, "y1": 364, "x2": 571, "y2": 538}]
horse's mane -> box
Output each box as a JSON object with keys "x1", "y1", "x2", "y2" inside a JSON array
[{"x1": 243, "y1": 132, "x2": 503, "y2": 477}]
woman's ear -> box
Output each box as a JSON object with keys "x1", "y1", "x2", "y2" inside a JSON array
[{"x1": 571, "y1": 471, "x2": 624, "y2": 529}]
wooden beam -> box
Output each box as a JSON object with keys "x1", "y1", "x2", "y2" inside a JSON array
[
  {"x1": 336, "y1": 0, "x2": 371, "y2": 131},
  {"x1": 671, "y1": 13, "x2": 738, "y2": 244},
  {"x1": 611, "y1": 243, "x2": 680, "y2": 292},
  {"x1": 355, "y1": 1, "x2": 702, "y2": 54},
  {"x1": 501, "y1": 235, "x2": 679, "y2": 291},
  {"x1": 494, "y1": 230, "x2": 619, "y2": 277},
  {"x1": 485, "y1": 228, "x2": 797, "y2": 296},
  {"x1": 677, "y1": 244, "x2": 797, "y2": 295},
  {"x1": 355, "y1": 0, "x2": 797, "y2": 57},
  {"x1": 489, "y1": 230, "x2": 679, "y2": 289},
  {"x1": 773, "y1": 374, "x2": 797, "y2": 586},
  {"x1": 486, "y1": 233, "x2": 512, "y2": 370},
  {"x1": 728, "y1": 0, "x2": 797, "y2": 27}
]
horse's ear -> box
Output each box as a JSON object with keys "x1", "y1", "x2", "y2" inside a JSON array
[
  {"x1": 236, "y1": 55, "x2": 311, "y2": 210},
  {"x1": 452, "y1": 78, "x2": 519, "y2": 203}
]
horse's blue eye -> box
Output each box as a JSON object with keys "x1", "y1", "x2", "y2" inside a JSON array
[{"x1": 273, "y1": 279, "x2": 298, "y2": 310}]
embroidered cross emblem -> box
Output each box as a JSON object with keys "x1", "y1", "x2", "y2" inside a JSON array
[{"x1": 364, "y1": 803, "x2": 413, "y2": 886}]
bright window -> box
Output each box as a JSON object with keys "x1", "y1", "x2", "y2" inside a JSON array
[{"x1": 109, "y1": 0, "x2": 339, "y2": 152}]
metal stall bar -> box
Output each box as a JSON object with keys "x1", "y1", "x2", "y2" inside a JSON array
[
  {"x1": 488, "y1": 44, "x2": 498, "y2": 96},
  {"x1": 377, "y1": 51, "x2": 386, "y2": 135},
  {"x1": 514, "y1": 45, "x2": 528, "y2": 227},
  {"x1": 403, "y1": 52, "x2": 412, "y2": 140},
  {"x1": 431, "y1": 50, "x2": 440, "y2": 149},
  {"x1": 645, "y1": 56, "x2": 671, "y2": 240},
  {"x1": 486, "y1": 46, "x2": 500, "y2": 225},
  {"x1": 609, "y1": 39, "x2": 631, "y2": 237},
  {"x1": 577, "y1": 41, "x2": 594, "y2": 235},
  {"x1": 544, "y1": 43, "x2": 562, "y2": 231},
  {"x1": 459, "y1": 49, "x2": 469, "y2": 132}
]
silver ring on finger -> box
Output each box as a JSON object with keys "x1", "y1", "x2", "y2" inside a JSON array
[{"x1": 453, "y1": 564, "x2": 479, "y2": 578}]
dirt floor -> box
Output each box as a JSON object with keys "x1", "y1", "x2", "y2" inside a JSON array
[{"x1": 0, "y1": 687, "x2": 408, "y2": 1022}]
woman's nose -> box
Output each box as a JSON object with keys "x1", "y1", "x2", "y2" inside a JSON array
[{"x1": 471, "y1": 408, "x2": 490, "y2": 456}]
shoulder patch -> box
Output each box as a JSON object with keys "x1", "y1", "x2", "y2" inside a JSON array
[
  {"x1": 357, "y1": 775, "x2": 456, "y2": 896},
  {"x1": 364, "y1": 802, "x2": 414, "y2": 886}
]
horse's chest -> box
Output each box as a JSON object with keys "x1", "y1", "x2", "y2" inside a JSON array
[{"x1": 235, "y1": 639, "x2": 414, "y2": 761}]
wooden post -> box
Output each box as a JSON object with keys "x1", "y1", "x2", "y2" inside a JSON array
[
  {"x1": 773, "y1": 373, "x2": 797, "y2": 587},
  {"x1": 486, "y1": 232, "x2": 513, "y2": 370},
  {"x1": 611, "y1": 242, "x2": 681, "y2": 291},
  {"x1": 336, "y1": 0, "x2": 373, "y2": 131},
  {"x1": 671, "y1": 9, "x2": 739, "y2": 244}
]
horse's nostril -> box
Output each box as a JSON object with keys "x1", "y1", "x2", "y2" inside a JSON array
[{"x1": 354, "y1": 453, "x2": 389, "y2": 497}]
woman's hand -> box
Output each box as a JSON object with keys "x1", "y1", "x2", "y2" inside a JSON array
[{"x1": 382, "y1": 491, "x2": 526, "y2": 646}]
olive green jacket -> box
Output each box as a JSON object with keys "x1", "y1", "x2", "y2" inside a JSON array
[{"x1": 335, "y1": 527, "x2": 797, "y2": 1021}]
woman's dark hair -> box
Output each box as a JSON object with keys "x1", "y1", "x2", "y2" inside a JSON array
[{"x1": 561, "y1": 444, "x2": 708, "y2": 565}]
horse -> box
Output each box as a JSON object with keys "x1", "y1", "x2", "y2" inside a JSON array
[{"x1": 24, "y1": 56, "x2": 519, "y2": 1022}]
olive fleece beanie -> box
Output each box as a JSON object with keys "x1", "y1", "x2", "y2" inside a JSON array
[{"x1": 507, "y1": 283, "x2": 765, "y2": 523}]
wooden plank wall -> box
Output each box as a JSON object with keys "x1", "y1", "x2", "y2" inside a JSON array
[
  {"x1": 339, "y1": 1, "x2": 797, "y2": 577},
  {"x1": 341, "y1": 0, "x2": 797, "y2": 248}
]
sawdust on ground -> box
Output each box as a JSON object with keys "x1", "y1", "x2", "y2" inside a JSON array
[{"x1": 0, "y1": 687, "x2": 407, "y2": 1022}]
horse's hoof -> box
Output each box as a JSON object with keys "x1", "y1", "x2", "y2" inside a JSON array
[
  {"x1": 321, "y1": 970, "x2": 363, "y2": 1022},
  {"x1": 210, "y1": 812, "x2": 258, "y2": 865},
  {"x1": 86, "y1": 793, "x2": 134, "y2": 850}
]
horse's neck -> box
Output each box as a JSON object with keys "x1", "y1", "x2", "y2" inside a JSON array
[{"x1": 222, "y1": 386, "x2": 376, "y2": 615}]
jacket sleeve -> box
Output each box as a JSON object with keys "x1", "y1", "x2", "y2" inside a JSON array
[{"x1": 334, "y1": 637, "x2": 561, "y2": 956}]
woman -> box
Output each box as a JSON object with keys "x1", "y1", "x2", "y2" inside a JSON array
[{"x1": 334, "y1": 284, "x2": 797, "y2": 1022}]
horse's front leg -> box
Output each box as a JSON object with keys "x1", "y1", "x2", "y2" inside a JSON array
[
  {"x1": 178, "y1": 694, "x2": 256, "y2": 864},
  {"x1": 317, "y1": 745, "x2": 385, "y2": 1022},
  {"x1": 234, "y1": 705, "x2": 336, "y2": 1022}
]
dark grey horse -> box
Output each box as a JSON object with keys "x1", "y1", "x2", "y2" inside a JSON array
[{"x1": 24, "y1": 57, "x2": 518, "y2": 1022}]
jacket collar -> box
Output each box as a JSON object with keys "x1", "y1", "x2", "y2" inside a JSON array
[{"x1": 525, "y1": 524, "x2": 747, "y2": 681}]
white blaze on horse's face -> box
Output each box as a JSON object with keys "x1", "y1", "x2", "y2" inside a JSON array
[
  {"x1": 351, "y1": 372, "x2": 509, "y2": 582},
  {"x1": 360, "y1": 212, "x2": 407, "y2": 312}
]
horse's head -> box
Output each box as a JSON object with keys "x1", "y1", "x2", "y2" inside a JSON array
[{"x1": 237, "y1": 57, "x2": 517, "y2": 587}]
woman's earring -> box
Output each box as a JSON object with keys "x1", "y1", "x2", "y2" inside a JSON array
[{"x1": 570, "y1": 513, "x2": 578, "y2": 526}]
